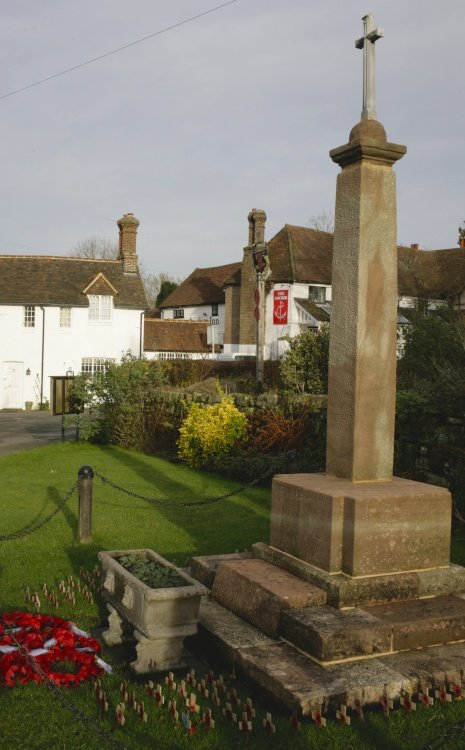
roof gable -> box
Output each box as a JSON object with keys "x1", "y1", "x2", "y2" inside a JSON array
[{"x1": 82, "y1": 272, "x2": 118, "y2": 296}]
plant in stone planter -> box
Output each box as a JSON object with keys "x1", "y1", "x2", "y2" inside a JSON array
[
  {"x1": 98, "y1": 549, "x2": 207, "y2": 675},
  {"x1": 116, "y1": 555, "x2": 187, "y2": 589}
]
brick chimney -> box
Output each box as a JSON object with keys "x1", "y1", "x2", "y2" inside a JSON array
[
  {"x1": 239, "y1": 209, "x2": 267, "y2": 346},
  {"x1": 410, "y1": 243, "x2": 419, "y2": 250},
  {"x1": 248, "y1": 208, "x2": 267, "y2": 246},
  {"x1": 117, "y1": 213, "x2": 140, "y2": 273}
]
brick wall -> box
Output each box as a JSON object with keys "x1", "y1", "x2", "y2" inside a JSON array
[{"x1": 224, "y1": 284, "x2": 241, "y2": 345}]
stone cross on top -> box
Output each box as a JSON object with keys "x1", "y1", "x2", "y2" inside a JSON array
[{"x1": 355, "y1": 13, "x2": 384, "y2": 121}]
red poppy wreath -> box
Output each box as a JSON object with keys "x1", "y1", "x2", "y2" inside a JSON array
[{"x1": 0, "y1": 611, "x2": 111, "y2": 687}]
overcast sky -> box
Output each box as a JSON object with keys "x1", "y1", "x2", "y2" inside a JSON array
[{"x1": 0, "y1": 0, "x2": 464, "y2": 277}]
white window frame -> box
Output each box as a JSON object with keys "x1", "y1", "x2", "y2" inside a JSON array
[
  {"x1": 88, "y1": 295, "x2": 113, "y2": 322},
  {"x1": 23, "y1": 305, "x2": 35, "y2": 327},
  {"x1": 81, "y1": 357, "x2": 115, "y2": 377},
  {"x1": 173, "y1": 309, "x2": 184, "y2": 319},
  {"x1": 59, "y1": 307, "x2": 72, "y2": 328}
]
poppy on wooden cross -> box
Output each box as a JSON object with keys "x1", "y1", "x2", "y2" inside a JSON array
[
  {"x1": 263, "y1": 712, "x2": 275, "y2": 733},
  {"x1": 203, "y1": 708, "x2": 215, "y2": 729},
  {"x1": 435, "y1": 687, "x2": 452, "y2": 704},
  {"x1": 311, "y1": 709, "x2": 326, "y2": 728},
  {"x1": 239, "y1": 713, "x2": 252, "y2": 735},
  {"x1": 336, "y1": 705, "x2": 351, "y2": 726},
  {"x1": 223, "y1": 702, "x2": 237, "y2": 722},
  {"x1": 400, "y1": 693, "x2": 416, "y2": 712},
  {"x1": 418, "y1": 687, "x2": 434, "y2": 707}
]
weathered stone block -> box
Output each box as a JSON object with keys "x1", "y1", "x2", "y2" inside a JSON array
[
  {"x1": 380, "y1": 647, "x2": 464, "y2": 691},
  {"x1": 271, "y1": 474, "x2": 345, "y2": 572},
  {"x1": 212, "y1": 558, "x2": 326, "y2": 636},
  {"x1": 197, "y1": 597, "x2": 277, "y2": 664},
  {"x1": 325, "y1": 658, "x2": 410, "y2": 708},
  {"x1": 189, "y1": 551, "x2": 252, "y2": 590},
  {"x1": 270, "y1": 474, "x2": 451, "y2": 577},
  {"x1": 236, "y1": 641, "x2": 408, "y2": 714},
  {"x1": 236, "y1": 641, "x2": 347, "y2": 714},
  {"x1": 253, "y1": 543, "x2": 465, "y2": 608},
  {"x1": 363, "y1": 595, "x2": 465, "y2": 651},
  {"x1": 281, "y1": 605, "x2": 391, "y2": 661}
]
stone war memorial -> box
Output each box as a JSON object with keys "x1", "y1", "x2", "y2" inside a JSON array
[{"x1": 190, "y1": 14, "x2": 465, "y2": 714}]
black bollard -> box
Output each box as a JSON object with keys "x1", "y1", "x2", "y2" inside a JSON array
[{"x1": 78, "y1": 465, "x2": 94, "y2": 543}]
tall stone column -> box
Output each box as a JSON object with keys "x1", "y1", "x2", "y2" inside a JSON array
[{"x1": 326, "y1": 120, "x2": 406, "y2": 481}]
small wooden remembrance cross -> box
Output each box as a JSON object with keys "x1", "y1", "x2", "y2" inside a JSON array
[{"x1": 355, "y1": 13, "x2": 384, "y2": 121}]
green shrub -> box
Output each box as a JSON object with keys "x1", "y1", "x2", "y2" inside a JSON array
[
  {"x1": 71, "y1": 352, "x2": 168, "y2": 449},
  {"x1": 177, "y1": 395, "x2": 248, "y2": 468},
  {"x1": 279, "y1": 327, "x2": 329, "y2": 394}
]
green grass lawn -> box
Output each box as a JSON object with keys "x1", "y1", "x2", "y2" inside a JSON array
[{"x1": 1, "y1": 442, "x2": 465, "y2": 749}]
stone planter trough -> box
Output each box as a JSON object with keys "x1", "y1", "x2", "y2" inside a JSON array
[{"x1": 99, "y1": 548, "x2": 207, "y2": 674}]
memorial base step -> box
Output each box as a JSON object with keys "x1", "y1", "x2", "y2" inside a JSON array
[
  {"x1": 196, "y1": 597, "x2": 465, "y2": 715},
  {"x1": 210, "y1": 557, "x2": 327, "y2": 636}
]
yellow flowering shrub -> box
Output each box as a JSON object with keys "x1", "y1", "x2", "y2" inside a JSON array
[{"x1": 177, "y1": 396, "x2": 248, "y2": 468}]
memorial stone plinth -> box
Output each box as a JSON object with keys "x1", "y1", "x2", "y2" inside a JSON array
[
  {"x1": 270, "y1": 474, "x2": 451, "y2": 577},
  {"x1": 189, "y1": 15, "x2": 465, "y2": 711},
  {"x1": 264, "y1": 119, "x2": 463, "y2": 607}
]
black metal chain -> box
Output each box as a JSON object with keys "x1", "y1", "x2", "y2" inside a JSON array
[
  {"x1": 94, "y1": 466, "x2": 274, "y2": 508},
  {"x1": 0, "y1": 617, "x2": 133, "y2": 750},
  {"x1": 0, "y1": 480, "x2": 78, "y2": 542}
]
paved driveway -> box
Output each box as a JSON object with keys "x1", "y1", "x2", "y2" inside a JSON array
[{"x1": 0, "y1": 411, "x2": 69, "y2": 456}]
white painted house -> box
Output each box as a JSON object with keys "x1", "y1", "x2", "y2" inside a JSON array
[
  {"x1": 0, "y1": 213, "x2": 147, "y2": 410},
  {"x1": 158, "y1": 215, "x2": 334, "y2": 360},
  {"x1": 156, "y1": 209, "x2": 465, "y2": 361}
]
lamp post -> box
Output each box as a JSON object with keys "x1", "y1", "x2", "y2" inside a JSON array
[{"x1": 252, "y1": 242, "x2": 270, "y2": 384}]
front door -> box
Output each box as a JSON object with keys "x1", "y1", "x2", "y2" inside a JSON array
[{"x1": 3, "y1": 362, "x2": 23, "y2": 409}]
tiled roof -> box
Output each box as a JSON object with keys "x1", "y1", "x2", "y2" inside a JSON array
[
  {"x1": 153, "y1": 224, "x2": 465, "y2": 311},
  {"x1": 160, "y1": 262, "x2": 241, "y2": 308},
  {"x1": 0, "y1": 256, "x2": 147, "y2": 308},
  {"x1": 144, "y1": 319, "x2": 209, "y2": 353},
  {"x1": 268, "y1": 225, "x2": 333, "y2": 283},
  {"x1": 295, "y1": 298, "x2": 331, "y2": 322},
  {"x1": 397, "y1": 245, "x2": 465, "y2": 299}
]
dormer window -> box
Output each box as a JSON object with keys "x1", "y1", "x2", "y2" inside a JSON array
[
  {"x1": 88, "y1": 295, "x2": 112, "y2": 321},
  {"x1": 308, "y1": 286, "x2": 326, "y2": 303}
]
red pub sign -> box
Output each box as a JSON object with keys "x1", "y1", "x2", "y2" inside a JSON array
[{"x1": 273, "y1": 289, "x2": 288, "y2": 325}]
